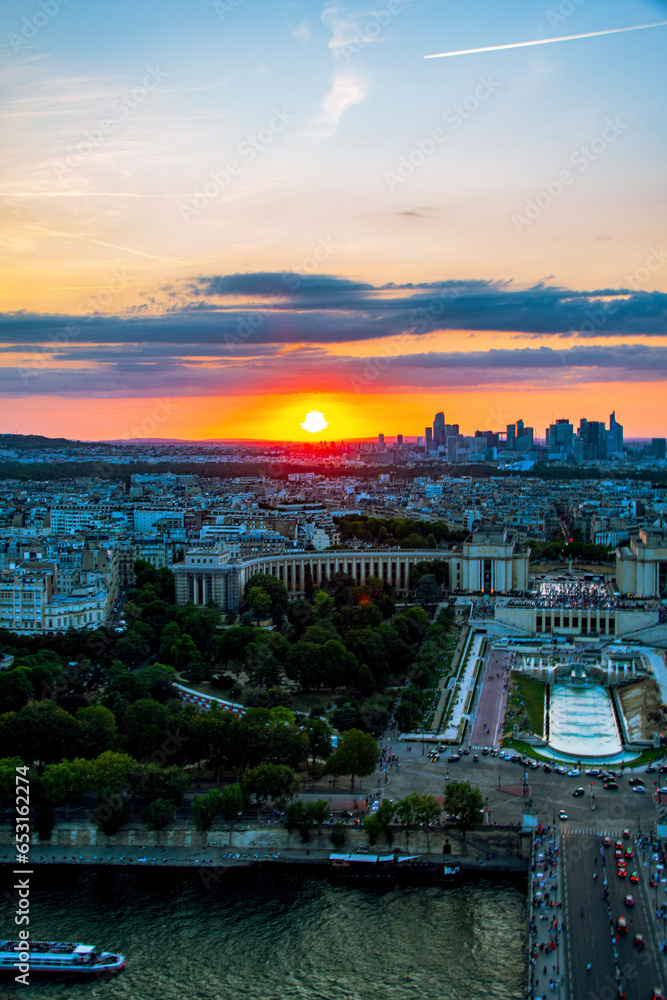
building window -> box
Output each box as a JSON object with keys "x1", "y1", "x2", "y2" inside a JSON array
[
  {"x1": 572, "y1": 616, "x2": 578, "y2": 628},
  {"x1": 563, "y1": 616, "x2": 569, "y2": 628},
  {"x1": 609, "y1": 617, "x2": 615, "y2": 634},
  {"x1": 545, "y1": 616, "x2": 551, "y2": 632},
  {"x1": 536, "y1": 615, "x2": 542, "y2": 631},
  {"x1": 554, "y1": 616, "x2": 560, "y2": 628}
]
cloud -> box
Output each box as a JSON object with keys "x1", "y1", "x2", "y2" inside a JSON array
[
  {"x1": 2, "y1": 274, "x2": 667, "y2": 397},
  {"x1": 291, "y1": 21, "x2": 312, "y2": 42},
  {"x1": 317, "y1": 72, "x2": 369, "y2": 135}
]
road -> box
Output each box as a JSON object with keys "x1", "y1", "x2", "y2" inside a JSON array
[{"x1": 563, "y1": 832, "x2": 667, "y2": 1000}]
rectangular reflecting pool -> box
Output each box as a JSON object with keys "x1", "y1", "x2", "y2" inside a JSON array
[{"x1": 548, "y1": 683, "x2": 622, "y2": 759}]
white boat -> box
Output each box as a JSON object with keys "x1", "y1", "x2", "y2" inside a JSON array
[{"x1": 0, "y1": 941, "x2": 125, "y2": 975}]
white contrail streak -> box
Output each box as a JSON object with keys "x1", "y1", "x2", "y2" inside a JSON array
[
  {"x1": 424, "y1": 20, "x2": 667, "y2": 59},
  {"x1": 30, "y1": 226, "x2": 185, "y2": 263}
]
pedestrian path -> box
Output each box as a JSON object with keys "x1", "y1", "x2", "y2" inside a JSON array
[{"x1": 527, "y1": 828, "x2": 567, "y2": 999}]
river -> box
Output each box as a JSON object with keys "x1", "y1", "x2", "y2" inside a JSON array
[{"x1": 4, "y1": 867, "x2": 526, "y2": 999}]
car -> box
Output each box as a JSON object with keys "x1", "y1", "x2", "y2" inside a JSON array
[
  {"x1": 629, "y1": 777, "x2": 645, "y2": 786},
  {"x1": 617, "y1": 916, "x2": 628, "y2": 934},
  {"x1": 555, "y1": 766, "x2": 568, "y2": 775},
  {"x1": 542, "y1": 764, "x2": 552, "y2": 773},
  {"x1": 623, "y1": 829, "x2": 631, "y2": 839},
  {"x1": 658, "y1": 788, "x2": 667, "y2": 796},
  {"x1": 530, "y1": 761, "x2": 539, "y2": 769},
  {"x1": 634, "y1": 933, "x2": 644, "y2": 949},
  {"x1": 618, "y1": 867, "x2": 627, "y2": 878},
  {"x1": 633, "y1": 785, "x2": 646, "y2": 793},
  {"x1": 603, "y1": 837, "x2": 611, "y2": 846},
  {"x1": 558, "y1": 810, "x2": 568, "y2": 820},
  {"x1": 463, "y1": 748, "x2": 470, "y2": 755},
  {"x1": 585, "y1": 768, "x2": 600, "y2": 776},
  {"x1": 567, "y1": 769, "x2": 580, "y2": 777},
  {"x1": 482, "y1": 748, "x2": 489, "y2": 756},
  {"x1": 624, "y1": 894, "x2": 635, "y2": 907},
  {"x1": 625, "y1": 848, "x2": 634, "y2": 859},
  {"x1": 604, "y1": 781, "x2": 619, "y2": 789},
  {"x1": 615, "y1": 848, "x2": 624, "y2": 858},
  {"x1": 630, "y1": 871, "x2": 639, "y2": 882},
  {"x1": 448, "y1": 754, "x2": 461, "y2": 762},
  {"x1": 645, "y1": 764, "x2": 657, "y2": 773},
  {"x1": 473, "y1": 754, "x2": 479, "y2": 763},
  {"x1": 651, "y1": 990, "x2": 665, "y2": 1000},
  {"x1": 114, "y1": 627, "x2": 125, "y2": 633},
  {"x1": 490, "y1": 749, "x2": 498, "y2": 757},
  {"x1": 659, "y1": 765, "x2": 667, "y2": 774},
  {"x1": 340, "y1": 810, "x2": 354, "y2": 818},
  {"x1": 430, "y1": 754, "x2": 440, "y2": 762},
  {"x1": 572, "y1": 788, "x2": 585, "y2": 797}
]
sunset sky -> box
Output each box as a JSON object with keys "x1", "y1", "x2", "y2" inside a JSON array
[{"x1": 1, "y1": 0, "x2": 666, "y2": 441}]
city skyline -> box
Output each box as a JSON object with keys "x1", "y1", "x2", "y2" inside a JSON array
[{"x1": 1, "y1": 0, "x2": 666, "y2": 440}]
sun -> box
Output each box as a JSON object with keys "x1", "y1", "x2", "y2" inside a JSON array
[{"x1": 300, "y1": 410, "x2": 329, "y2": 434}]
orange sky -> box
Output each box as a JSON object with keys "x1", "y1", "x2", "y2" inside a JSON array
[{"x1": 1, "y1": 383, "x2": 663, "y2": 442}]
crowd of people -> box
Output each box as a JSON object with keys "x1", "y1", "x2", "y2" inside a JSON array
[{"x1": 528, "y1": 829, "x2": 564, "y2": 997}]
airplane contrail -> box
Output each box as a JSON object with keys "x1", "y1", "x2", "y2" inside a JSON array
[
  {"x1": 424, "y1": 19, "x2": 667, "y2": 59},
  {"x1": 30, "y1": 226, "x2": 185, "y2": 263}
]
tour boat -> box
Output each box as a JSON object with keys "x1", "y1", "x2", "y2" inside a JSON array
[{"x1": 0, "y1": 941, "x2": 125, "y2": 975}]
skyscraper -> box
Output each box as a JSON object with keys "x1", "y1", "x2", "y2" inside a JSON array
[
  {"x1": 425, "y1": 427, "x2": 433, "y2": 452},
  {"x1": 433, "y1": 411, "x2": 445, "y2": 447}
]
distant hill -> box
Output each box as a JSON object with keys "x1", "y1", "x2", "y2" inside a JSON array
[{"x1": 0, "y1": 433, "x2": 88, "y2": 450}]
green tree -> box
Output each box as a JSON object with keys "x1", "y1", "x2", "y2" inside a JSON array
[
  {"x1": 306, "y1": 798, "x2": 331, "y2": 839},
  {"x1": 326, "y1": 728, "x2": 379, "y2": 788},
  {"x1": 415, "y1": 574, "x2": 440, "y2": 607},
  {"x1": 219, "y1": 783, "x2": 244, "y2": 845},
  {"x1": 301, "y1": 718, "x2": 334, "y2": 763},
  {"x1": 363, "y1": 814, "x2": 381, "y2": 846},
  {"x1": 40, "y1": 758, "x2": 89, "y2": 820},
  {"x1": 244, "y1": 574, "x2": 289, "y2": 618},
  {"x1": 443, "y1": 779, "x2": 484, "y2": 848},
  {"x1": 90, "y1": 750, "x2": 136, "y2": 792},
  {"x1": 285, "y1": 800, "x2": 311, "y2": 843},
  {"x1": 143, "y1": 797, "x2": 173, "y2": 842},
  {"x1": 241, "y1": 762, "x2": 300, "y2": 820},
  {"x1": 193, "y1": 788, "x2": 222, "y2": 836},
  {"x1": 76, "y1": 705, "x2": 117, "y2": 757},
  {"x1": 329, "y1": 821, "x2": 346, "y2": 849},
  {"x1": 247, "y1": 586, "x2": 272, "y2": 624},
  {"x1": 120, "y1": 699, "x2": 170, "y2": 759},
  {"x1": 0, "y1": 668, "x2": 33, "y2": 713}
]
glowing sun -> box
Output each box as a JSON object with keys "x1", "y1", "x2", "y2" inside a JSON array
[{"x1": 300, "y1": 410, "x2": 329, "y2": 433}]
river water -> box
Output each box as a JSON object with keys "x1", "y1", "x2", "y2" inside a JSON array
[{"x1": 5, "y1": 868, "x2": 526, "y2": 999}]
